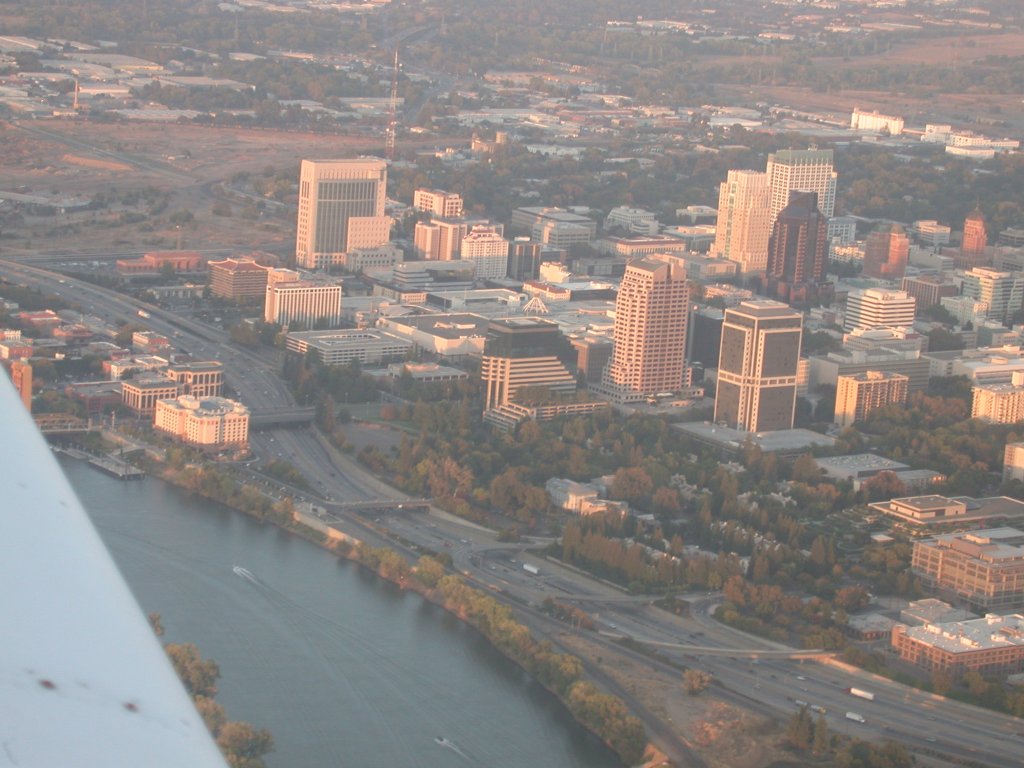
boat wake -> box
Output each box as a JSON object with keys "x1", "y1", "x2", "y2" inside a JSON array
[
  {"x1": 232, "y1": 565, "x2": 258, "y2": 584},
  {"x1": 434, "y1": 737, "x2": 471, "y2": 762}
]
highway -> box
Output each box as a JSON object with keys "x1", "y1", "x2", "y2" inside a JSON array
[{"x1": 5, "y1": 261, "x2": 1024, "y2": 766}]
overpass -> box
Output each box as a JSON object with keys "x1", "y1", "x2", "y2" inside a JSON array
[
  {"x1": 325, "y1": 498, "x2": 432, "y2": 515},
  {"x1": 250, "y1": 406, "x2": 316, "y2": 428},
  {"x1": 35, "y1": 415, "x2": 94, "y2": 434}
]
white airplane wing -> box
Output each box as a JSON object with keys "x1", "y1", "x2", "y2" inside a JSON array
[{"x1": 0, "y1": 374, "x2": 226, "y2": 767}]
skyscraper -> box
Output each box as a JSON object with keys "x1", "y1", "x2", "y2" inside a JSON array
[
  {"x1": 862, "y1": 223, "x2": 910, "y2": 280},
  {"x1": 959, "y1": 207, "x2": 990, "y2": 268},
  {"x1": 295, "y1": 159, "x2": 391, "y2": 269},
  {"x1": 601, "y1": 257, "x2": 690, "y2": 401},
  {"x1": 712, "y1": 170, "x2": 772, "y2": 275},
  {"x1": 766, "y1": 148, "x2": 837, "y2": 222},
  {"x1": 764, "y1": 191, "x2": 829, "y2": 305},
  {"x1": 714, "y1": 300, "x2": 803, "y2": 433}
]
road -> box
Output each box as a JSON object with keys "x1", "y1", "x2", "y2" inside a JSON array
[{"x1": 4, "y1": 262, "x2": 1023, "y2": 766}]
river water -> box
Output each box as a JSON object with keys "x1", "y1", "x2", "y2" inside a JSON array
[{"x1": 64, "y1": 459, "x2": 622, "y2": 768}]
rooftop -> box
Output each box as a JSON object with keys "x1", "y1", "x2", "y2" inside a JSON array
[{"x1": 902, "y1": 614, "x2": 1024, "y2": 654}]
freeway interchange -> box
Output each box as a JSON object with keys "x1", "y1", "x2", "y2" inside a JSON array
[{"x1": 5, "y1": 261, "x2": 1024, "y2": 767}]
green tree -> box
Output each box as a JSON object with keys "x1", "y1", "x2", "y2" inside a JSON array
[
  {"x1": 216, "y1": 721, "x2": 274, "y2": 768},
  {"x1": 683, "y1": 668, "x2": 712, "y2": 695},
  {"x1": 812, "y1": 712, "x2": 830, "y2": 755}
]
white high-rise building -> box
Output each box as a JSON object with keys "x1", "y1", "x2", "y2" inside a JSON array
[
  {"x1": 459, "y1": 225, "x2": 509, "y2": 280},
  {"x1": 712, "y1": 170, "x2": 772, "y2": 275},
  {"x1": 295, "y1": 159, "x2": 392, "y2": 269},
  {"x1": 766, "y1": 148, "x2": 837, "y2": 222},
  {"x1": 844, "y1": 288, "x2": 916, "y2": 332}
]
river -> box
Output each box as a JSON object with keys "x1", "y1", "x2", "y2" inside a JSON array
[{"x1": 64, "y1": 458, "x2": 623, "y2": 768}]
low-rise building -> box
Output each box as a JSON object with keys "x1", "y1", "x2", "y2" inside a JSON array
[
  {"x1": 912, "y1": 527, "x2": 1024, "y2": 612},
  {"x1": 284, "y1": 329, "x2": 413, "y2": 366},
  {"x1": 545, "y1": 477, "x2": 602, "y2": 513},
  {"x1": 869, "y1": 494, "x2": 1024, "y2": 530},
  {"x1": 892, "y1": 613, "x2": 1024, "y2": 677}
]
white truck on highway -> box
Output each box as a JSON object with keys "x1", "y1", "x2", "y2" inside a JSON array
[
  {"x1": 846, "y1": 687, "x2": 875, "y2": 701},
  {"x1": 845, "y1": 712, "x2": 865, "y2": 724},
  {"x1": 522, "y1": 563, "x2": 539, "y2": 576}
]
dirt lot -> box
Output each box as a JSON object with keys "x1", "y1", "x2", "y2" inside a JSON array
[{"x1": 0, "y1": 120, "x2": 450, "y2": 258}]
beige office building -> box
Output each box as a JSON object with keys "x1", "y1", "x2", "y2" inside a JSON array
[
  {"x1": 207, "y1": 258, "x2": 270, "y2": 300},
  {"x1": 601, "y1": 257, "x2": 690, "y2": 401},
  {"x1": 295, "y1": 159, "x2": 391, "y2": 269},
  {"x1": 712, "y1": 169, "x2": 772, "y2": 275},
  {"x1": 834, "y1": 370, "x2": 909, "y2": 428},
  {"x1": 715, "y1": 300, "x2": 803, "y2": 432},
  {"x1": 972, "y1": 372, "x2": 1024, "y2": 424}
]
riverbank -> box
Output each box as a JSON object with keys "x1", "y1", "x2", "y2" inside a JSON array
[{"x1": 136, "y1": 455, "x2": 649, "y2": 766}]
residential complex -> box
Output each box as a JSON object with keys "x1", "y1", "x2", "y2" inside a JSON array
[
  {"x1": 834, "y1": 370, "x2": 909, "y2": 428},
  {"x1": 972, "y1": 372, "x2": 1024, "y2": 424}
]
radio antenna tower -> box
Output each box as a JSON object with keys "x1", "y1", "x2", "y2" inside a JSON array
[{"x1": 385, "y1": 49, "x2": 399, "y2": 160}]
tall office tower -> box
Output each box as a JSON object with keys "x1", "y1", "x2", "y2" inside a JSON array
[
  {"x1": 507, "y1": 238, "x2": 543, "y2": 281},
  {"x1": 459, "y1": 225, "x2": 510, "y2": 280},
  {"x1": 481, "y1": 318, "x2": 576, "y2": 412},
  {"x1": 264, "y1": 274, "x2": 343, "y2": 327},
  {"x1": 765, "y1": 148, "x2": 837, "y2": 222},
  {"x1": 962, "y1": 267, "x2": 1024, "y2": 324},
  {"x1": 712, "y1": 170, "x2": 772, "y2": 275},
  {"x1": 834, "y1": 370, "x2": 909, "y2": 428},
  {"x1": 764, "y1": 191, "x2": 829, "y2": 305},
  {"x1": 601, "y1": 257, "x2": 690, "y2": 401},
  {"x1": 295, "y1": 158, "x2": 392, "y2": 269},
  {"x1": 862, "y1": 223, "x2": 910, "y2": 280},
  {"x1": 9, "y1": 360, "x2": 32, "y2": 412},
  {"x1": 413, "y1": 188, "x2": 463, "y2": 218},
  {"x1": 844, "y1": 288, "x2": 917, "y2": 331},
  {"x1": 959, "y1": 207, "x2": 989, "y2": 268},
  {"x1": 714, "y1": 300, "x2": 803, "y2": 433}
]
